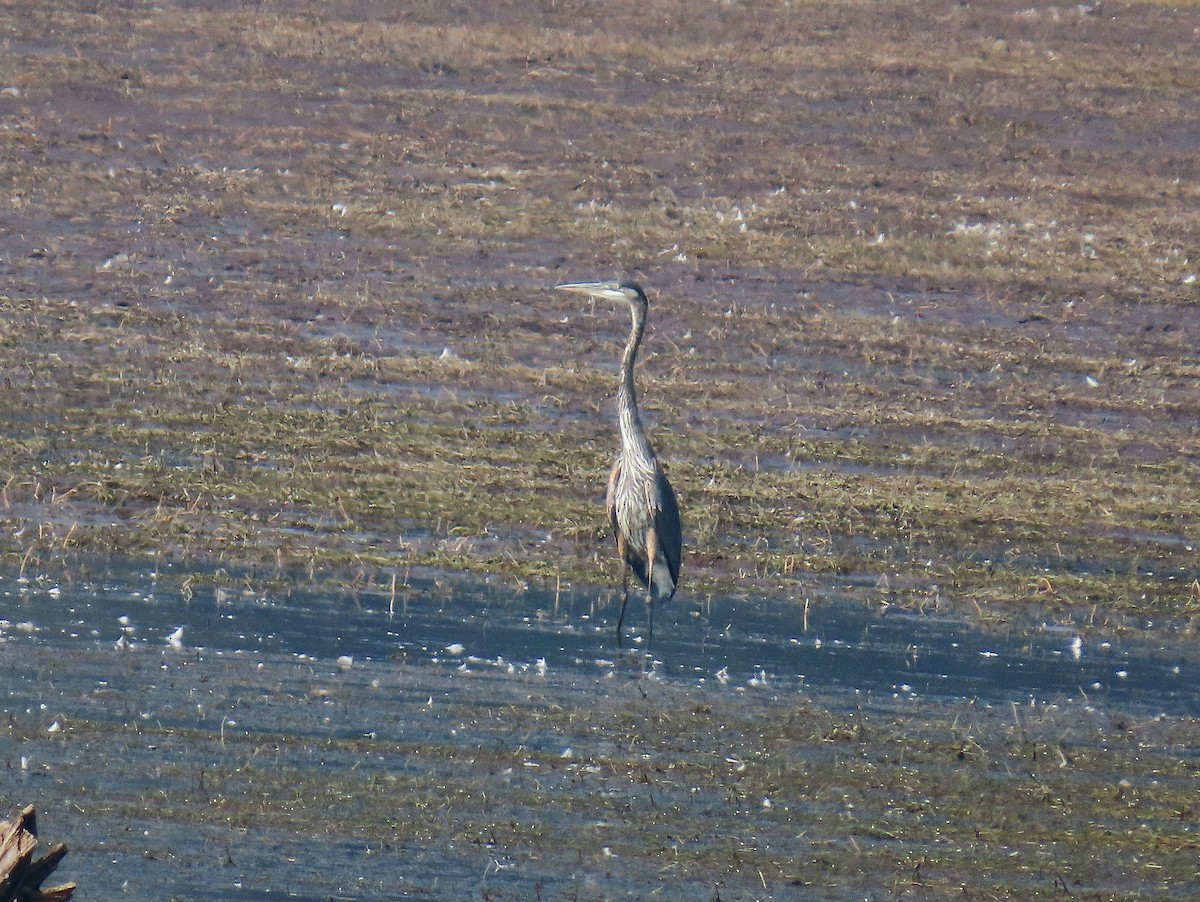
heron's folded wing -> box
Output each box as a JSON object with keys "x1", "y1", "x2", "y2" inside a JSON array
[
  {"x1": 654, "y1": 466, "x2": 682, "y2": 591},
  {"x1": 606, "y1": 458, "x2": 623, "y2": 546}
]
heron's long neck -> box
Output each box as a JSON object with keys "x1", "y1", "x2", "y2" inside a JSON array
[{"x1": 617, "y1": 304, "x2": 656, "y2": 464}]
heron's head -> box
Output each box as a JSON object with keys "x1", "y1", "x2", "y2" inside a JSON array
[{"x1": 554, "y1": 280, "x2": 647, "y2": 309}]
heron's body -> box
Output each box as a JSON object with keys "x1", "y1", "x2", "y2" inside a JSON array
[
  {"x1": 608, "y1": 455, "x2": 680, "y2": 602},
  {"x1": 555, "y1": 279, "x2": 682, "y2": 647}
]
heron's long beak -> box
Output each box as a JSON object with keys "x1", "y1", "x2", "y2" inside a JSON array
[{"x1": 554, "y1": 280, "x2": 627, "y2": 303}]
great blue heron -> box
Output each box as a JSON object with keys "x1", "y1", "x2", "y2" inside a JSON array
[{"x1": 555, "y1": 280, "x2": 682, "y2": 648}]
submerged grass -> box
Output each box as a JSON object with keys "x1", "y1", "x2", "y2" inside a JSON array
[{"x1": 20, "y1": 647, "x2": 1200, "y2": 900}]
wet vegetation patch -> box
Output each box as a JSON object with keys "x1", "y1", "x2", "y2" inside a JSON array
[
  {"x1": 1, "y1": 3, "x2": 1200, "y2": 893},
  {"x1": 2, "y1": 0, "x2": 1199, "y2": 625}
]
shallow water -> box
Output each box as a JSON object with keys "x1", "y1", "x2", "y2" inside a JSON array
[
  {"x1": 2, "y1": 565, "x2": 1199, "y2": 899},
  {"x1": 4, "y1": 566, "x2": 1196, "y2": 714}
]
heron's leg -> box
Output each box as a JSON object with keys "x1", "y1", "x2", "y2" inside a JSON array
[
  {"x1": 615, "y1": 533, "x2": 630, "y2": 648},
  {"x1": 644, "y1": 528, "x2": 659, "y2": 649}
]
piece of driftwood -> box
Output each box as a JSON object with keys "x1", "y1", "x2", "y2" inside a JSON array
[{"x1": 0, "y1": 806, "x2": 76, "y2": 902}]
